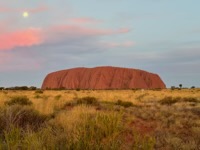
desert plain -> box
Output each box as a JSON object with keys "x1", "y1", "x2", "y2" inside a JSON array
[{"x1": 0, "y1": 88, "x2": 199, "y2": 149}]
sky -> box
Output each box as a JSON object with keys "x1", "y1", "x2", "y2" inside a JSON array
[{"x1": 0, "y1": 0, "x2": 200, "y2": 88}]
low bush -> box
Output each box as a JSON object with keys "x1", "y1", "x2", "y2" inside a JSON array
[
  {"x1": 116, "y1": 100, "x2": 133, "y2": 108},
  {"x1": 182, "y1": 97, "x2": 199, "y2": 103},
  {"x1": 0, "y1": 105, "x2": 49, "y2": 132},
  {"x1": 159, "y1": 97, "x2": 179, "y2": 105},
  {"x1": 76, "y1": 96, "x2": 99, "y2": 105},
  {"x1": 35, "y1": 90, "x2": 43, "y2": 94},
  {"x1": 64, "y1": 96, "x2": 99, "y2": 107},
  {"x1": 4, "y1": 96, "x2": 32, "y2": 106},
  {"x1": 34, "y1": 95, "x2": 42, "y2": 99},
  {"x1": 160, "y1": 97, "x2": 199, "y2": 106}
]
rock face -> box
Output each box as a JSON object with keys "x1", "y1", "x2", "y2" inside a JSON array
[{"x1": 41, "y1": 66, "x2": 166, "y2": 89}]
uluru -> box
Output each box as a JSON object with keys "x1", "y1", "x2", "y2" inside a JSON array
[{"x1": 41, "y1": 66, "x2": 166, "y2": 90}]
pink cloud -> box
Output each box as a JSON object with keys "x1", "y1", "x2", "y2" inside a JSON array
[
  {"x1": 49, "y1": 25, "x2": 131, "y2": 36},
  {"x1": 0, "y1": 28, "x2": 43, "y2": 50},
  {"x1": 0, "y1": 24, "x2": 130, "y2": 50}
]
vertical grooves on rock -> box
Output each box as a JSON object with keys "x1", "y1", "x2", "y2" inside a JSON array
[{"x1": 41, "y1": 66, "x2": 166, "y2": 89}]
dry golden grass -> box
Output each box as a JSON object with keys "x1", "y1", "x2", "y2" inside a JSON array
[
  {"x1": 1, "y1": 89, "x2": 199, "y2": 114},
  {"x1": 0, "y1": 89, "x2": 200, "y2": 149}
]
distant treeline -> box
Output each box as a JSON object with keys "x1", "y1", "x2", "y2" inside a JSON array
[
  {"x1": 0, "y1": 86, "x2": 38, "y2": 90},
  {"x1": 0, "y1": 86, "x2": 197, "y2": 91},
  {"x1": 171, "y1": 86, "x2": 196, "y2": 90}
]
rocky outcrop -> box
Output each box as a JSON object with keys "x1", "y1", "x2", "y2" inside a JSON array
[{"x1": 41, "y1": 66, "x2": 166, "y2": 89}]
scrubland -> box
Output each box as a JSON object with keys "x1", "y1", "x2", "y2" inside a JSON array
[{"x1": 0, "y1": 89, "x2": 200, "y2": 149}]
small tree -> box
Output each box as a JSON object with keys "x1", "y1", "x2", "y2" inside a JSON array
[
  {"x1": 29, "y1": 86, "x2": 37, "y2": 90},
  {"x1": 0, "y1": 87, "x2": 4, "y2": 90},
  {"x1": 179, "y1": 84, "x2": 182, "y2": 89},
  {"x1": 171, "y1": 86, "x2": 176, "y2": 90}
]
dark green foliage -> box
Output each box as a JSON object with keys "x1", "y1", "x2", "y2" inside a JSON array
[
  {"x1": 7, "y1": 86, "x2": 29, "y2": 90},
  {"x1": 116, "y1": 100, "x2": 133, "y2": 108},
  {"x1": 35, "y1": 90, "x2": 43, "y2": 94},
  {"x1": 160, "y1": 96, "x2": 199, "y2": 105},
  {"x1": 182, "y1": 97, "x2": 199, "y2": 103},
  {"x1": 29, "y1": 86, "x2": 37, "y2": 90},
  {"x1": 64, "y1": 97, "x2": 99, "y2": 108},
  {"x1": 159, "y1": 97, "x2": 179, "y2": 105},
  {"x1": 0, "y1": 87, "x2": 4, "y2": 90},
  {"x1": 5, "y1": 96, "x2": 32, "y2": 106},
  {"x1": 171, "y1": 86, "x2": 176, "y2": 90},
  {"x1": 76, "y1": 96, "x2": 99, "y2": 105},
  {"x1": 34, "y1": 95, "x2": 42, "y2": 99},
  {"x1": 3, "y1": 86, "x2": 37, "y2": 90},
  {"x1": 191, "y1": 86, "x2": 195, "y2": 89}
]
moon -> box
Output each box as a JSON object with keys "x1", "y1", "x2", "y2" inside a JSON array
[{"x1": 23, "y1": 12, "x2": 29, "y2": 18}]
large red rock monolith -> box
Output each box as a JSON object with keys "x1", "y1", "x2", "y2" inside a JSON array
[{"x1": 41, "y1": 66, "x2": 166, "y2": 89}]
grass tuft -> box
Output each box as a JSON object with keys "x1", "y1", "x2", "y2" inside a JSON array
[
  {"x1": 159, "y1": 97, "x2": 179, "y2": 105},
  {"x1": 64, "y1": 96, "x2": 99, "y2": 108},
  {"x1": 35, "y1": 90, "x2": 43, "y2": 94},
  {"x1": 5, "y1": 96, "x2": 32, "y2": 106},
  {"x1": 116, "y1": 100, "x2": 134, "y2": 108},
  {"x1": 0, "y1": 105, "x2": 49, "y2": 132}
]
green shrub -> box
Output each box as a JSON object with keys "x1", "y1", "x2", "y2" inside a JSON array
[
  {"x1": 0, "y1": 87, "x2": 4, "y2": 90},
  {"x1": 76, "y1": 97, "x2": 99, "y2": 105},
  {"x1": 29, "y1": 86, "x2": 37, "y2": 90},
  {"x1": 0, "y1": 105, "x2": 49, "y2": 132},
  {"x1": 35, "y1": 90, "x2": 43, "y2": 94},
  {"x1": 63, "y1": 97, "x2": 99, "y2": 109},
  {"x1": 34, "y1": 95, "x2": 42, "y2": 99},
  {"x1": 171, "y1": 86, "x2": 176, "y2": 90},
  {"x1": 5, "y1": 96, "x2": 32, "y2": 106},
  {"x1": 116, "y1": 100, "x2": 133, "y2": 108},
  {"x1": 159, "y1": 97, "x2": 179, "y2": 105},
  {"x1": 182, "y1": 97, "x2": 199, "y2": 103}
]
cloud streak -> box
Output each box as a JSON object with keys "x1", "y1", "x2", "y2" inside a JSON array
[
  {"x1": 0, "y1": 28, "x2": 43, "y2": 50},
  {"x1": 0, "y1": 23, "x2": 131, "y2": 51},
  {"x1": 68, "y1": 18, "x2": 102, "y2": 24},
  {"x1": 48, "y1": 25, "x2": 131, "y2": 37}
]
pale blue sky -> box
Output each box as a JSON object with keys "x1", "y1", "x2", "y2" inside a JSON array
[{"x1": 0, "y1": 0, "x2": 199, "y2": 88}]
